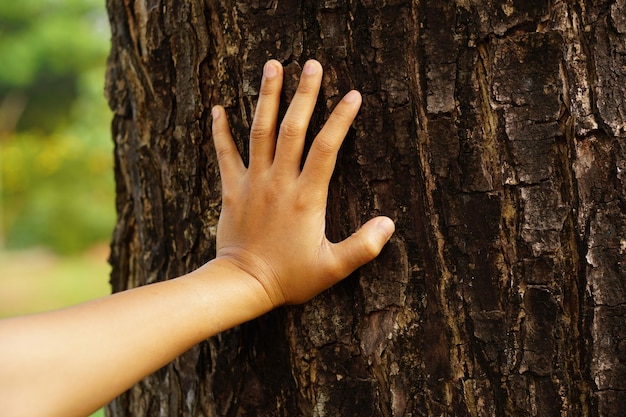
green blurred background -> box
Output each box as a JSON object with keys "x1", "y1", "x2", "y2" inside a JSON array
[
  {"x1": 0, "y1": 0, "x2": 114, "y2": 253},
  {"x1": 0, "y1": 0, "x2": 113, "y2": 381},
  {"x1": 0, "y1": 1, "x2": 114, "y2": 413}
]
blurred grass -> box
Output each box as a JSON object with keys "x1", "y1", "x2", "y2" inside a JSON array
[
  {"x1": 0, "y1": 244, "x2": 111, "y2": 318},
  {"x1": 0, "y1": 245, "x2": 111, "y2": 417}
]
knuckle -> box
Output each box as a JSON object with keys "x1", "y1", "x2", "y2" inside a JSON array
[
  {"x1": 296, "y1": 81, "x2": 317, "y2": 95},
  {"x1": 293, "y1": 190, "x2": 315, "y2": 212},
  {"x1": 220, "y1": 183, "x2": 241, "y2": 208},
  {"x1": 220, "y1": 189, "x2": 235, "y2": 206},
  {"x1": 359, "y1": 233, "x2": 381, "y2": 260},
  {"x1": 331, "y1": 104, "x2": 351, "y2": 120},
  {"x1": 264, "y1": 185, "x2": 282, "y2": 206},
  {"x1": 312, "y1": 137, "x2": 336, "y2": 159},
  {"x1": 250, "y1": 122, "x2": 273, "y2": 140},
  {"x1": 329, "y1": 99, "x2": 358, "y2": 123},
  {"x1": 215, "y1": 145, "x2": 236, "y2": 163},
  {"x1": 259, "y1": 77, "x2": 279, "y2": 97},
  {"x1": 279, "y1": 119, "x2": 305, "y2": 140}
]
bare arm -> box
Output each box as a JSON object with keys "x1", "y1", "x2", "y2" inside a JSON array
[{"x1": 0, "y1": 59, "x2": 394, "y2": 417}]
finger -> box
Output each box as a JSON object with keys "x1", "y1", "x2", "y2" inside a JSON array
[
  {"x1": 249, "y1": 60, "x2": 283, "y2": 170},
  {"x1": 212, "y1": 105, "x2": 246, "y2": 187},
  {"x1": 273, "y1": 59, "x2": 323, "y2": 175},
  {"x1": 328, "y1": 216, "x2": 395, "y2": 279},
  {"x1": 301, "y1": 90, "x2": 361, "y2": 190}
]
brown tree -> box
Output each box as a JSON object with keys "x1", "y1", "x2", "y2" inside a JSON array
[{"x1": 104, "y1": 1, "x2": 626, "y2": 416}]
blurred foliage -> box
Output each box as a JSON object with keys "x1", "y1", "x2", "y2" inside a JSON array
[{"x1": 0, "y1": 0, "x2": 115, "y2": 254}]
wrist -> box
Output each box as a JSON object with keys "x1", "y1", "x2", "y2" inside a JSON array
[
  {"x1": 212, "y1": 248, "x2": 288, "y2": 308},
  {"x1": 191, "y1": 257, "x2": 276, "y2": 329}
]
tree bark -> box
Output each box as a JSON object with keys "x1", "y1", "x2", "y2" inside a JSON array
[{"x1": 104, "y1": 1, "x2": 626, "y2": 416}]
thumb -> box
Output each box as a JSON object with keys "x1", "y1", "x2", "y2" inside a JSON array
[{"x1": 331, "y1": 216, "x2": 395, "y2": 278}]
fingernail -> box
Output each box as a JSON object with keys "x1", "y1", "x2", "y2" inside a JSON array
[
  {"x1": 377, "y1": 217, "x2": 395, "y2": 239},
  {"x1": 303, "y1": 60, "x2": 319, "y2": 75},
  {"x1": 212, "y1": 106, "x2": 221, "y2": 120},
  {"x1": 344, "y1": 90, "x2": 361, "y2": 103},
  {"x1": 264, "y1": 62, "x2": 277, "y2": 78}
]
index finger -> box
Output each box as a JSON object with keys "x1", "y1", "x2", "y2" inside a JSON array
[{"x1": 300, "y1": 90, "x2": 362, "y2": 190}]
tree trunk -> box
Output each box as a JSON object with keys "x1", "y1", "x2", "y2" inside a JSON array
[{"x1": 104, "y1": 1, "x2": 626, "y2": 416}]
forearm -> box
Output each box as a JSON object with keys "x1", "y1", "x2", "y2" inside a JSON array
[{"x1": 0, "y1": 258, "x2": 272, "y2": 417}]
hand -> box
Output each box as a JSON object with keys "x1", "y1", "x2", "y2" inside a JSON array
[{"x1": 211, "y1": 59, "x2": 394, "y2": 306}]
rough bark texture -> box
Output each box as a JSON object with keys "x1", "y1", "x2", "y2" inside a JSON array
[{"x1": 104, "y1": 1, "x2": 626, "y2": 416}]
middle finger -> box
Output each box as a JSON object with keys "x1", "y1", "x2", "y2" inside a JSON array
[{"x1": 273, "y1": 59, "x2": 323, "y2": 176}]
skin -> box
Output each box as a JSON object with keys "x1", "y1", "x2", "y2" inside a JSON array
[{"x1": 0, "y1": 59, "x2": 395, "y2": 417}]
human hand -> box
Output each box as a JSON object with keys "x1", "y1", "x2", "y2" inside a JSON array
[{"x1": 211, "y1": 59, "x2": 394, "y2": 307}]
